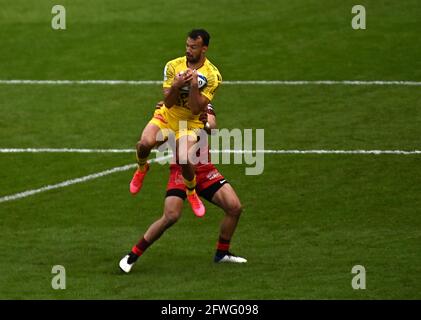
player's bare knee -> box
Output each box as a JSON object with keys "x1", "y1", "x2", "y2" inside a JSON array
[
  {"x1": 136, "y1": 141, "x2": 143, "y2": 152},
  {"x1": 163, "y1": 209, "x2": 181, "y2": 226},
  {"x1": 228, "y1": 202, "x2": 242, "y2": 218},
  {"x1": 136, "y1": 140, "x2": 153, "y2": 154}
]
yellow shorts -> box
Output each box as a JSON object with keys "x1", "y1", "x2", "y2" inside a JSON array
[{"x1": 148, "y1": 106, "x2": 204, "y2": 140}]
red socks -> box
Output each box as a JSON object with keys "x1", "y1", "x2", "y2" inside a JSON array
[
  {"x1": 216, "y1": 236, "x2": 230, "y2": 254},
  {"x1": 131, "y1": 236, "x2": 151, "y2": 257}
]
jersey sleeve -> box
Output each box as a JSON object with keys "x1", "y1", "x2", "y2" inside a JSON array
[
  {"x1": 201, "y1": 69, "x2": 222, "y2": 102},
  {"x1": 163, "y1": 61, "x2": 175, "y2": 89}
]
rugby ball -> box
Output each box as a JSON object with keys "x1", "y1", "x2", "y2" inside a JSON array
[{"x1": 180, "y1": 72, "x2": 207, "y2": 92}]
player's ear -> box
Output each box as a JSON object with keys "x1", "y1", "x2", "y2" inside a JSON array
[{"x1": 202, "y1": 46, "x2": 208, "y2": 54}]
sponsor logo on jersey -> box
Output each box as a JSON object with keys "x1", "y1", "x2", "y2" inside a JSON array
[{"x1": 206, "y1": 170, "x2": 222, "y2": 180}]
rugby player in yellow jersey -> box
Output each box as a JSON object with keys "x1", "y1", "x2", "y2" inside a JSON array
[{"x1": 129, "y1": 29, "x2": 222, "y2": 218}]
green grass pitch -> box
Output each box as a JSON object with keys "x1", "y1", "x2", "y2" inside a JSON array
[{"x1": 1, "y1": 0, "x2": 421, "y2": 299}]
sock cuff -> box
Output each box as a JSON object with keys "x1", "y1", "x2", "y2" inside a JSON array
[
  {"x1": 184, "y1": 176, "x2": 197, "y2": 195},
  {"x1": 136, "y1": 152, "x2": 148, "y2": 166},
  {"x1": 132, "y1": 237, "x2": 151, "y2": 256},
  {"x1": 184, "y1": 176, "x2": 197, "y2": 185},
  {"x1": 218, "y1": 236, "x2": 231, "y2": 244},
  {"x1": 217, "y1": 237, "x2": 231, "y2": 251},
  {"x1": 131, "y1": 245, "x2": 143, "y2": 257}
]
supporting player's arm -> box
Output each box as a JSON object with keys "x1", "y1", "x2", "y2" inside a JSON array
[
  {"x1": 199, "y1": 104, "x2": 217, "y2": 134},
  {"x1": 205, "y1": 113, "x2": 217, "y2": 134},
  {"x1": 188, "y1": 69, "x2": 209, "y2": 115},
  {"x1": 207, "y1": 113, "x2": 216, "y2": 130}
]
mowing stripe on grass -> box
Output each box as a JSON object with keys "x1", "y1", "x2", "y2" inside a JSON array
[
  {"x1": 1, "y1": 148, "x2": 421, "y2": 155},
  {"x1": 0, "y1": 80, "x2": 421, "y2": 86},
  {"x1": 0, "y1": 154, "x2": 172, "y2": 204}
]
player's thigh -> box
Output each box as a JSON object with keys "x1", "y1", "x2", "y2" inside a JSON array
[
  {"x1": 138, "y1": 122, "x2": 162, "y2": 147},
  {"x1": 163, "y1": 196, "x2": 184, "y2": 223},
  {"x1": 175, "y1": 134, "x2": 197, "y2": 163},
  {"x1": 211, "y1": 184, "x2": 242, "y2": 216}
]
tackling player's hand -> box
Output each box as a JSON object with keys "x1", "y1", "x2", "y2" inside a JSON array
[
  {"x1": 199, "y1": 111, "x2": 212, "y2": 134},
  {"x1": 199, "y1": 111, "x2": 208, "y2": 124}
]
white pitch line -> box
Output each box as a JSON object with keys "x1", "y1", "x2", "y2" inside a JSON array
[
  {"x1": 224, "y1": 80, "x2": 421, "y2": 86},
  {"x1": 0, "y1": 80, "x2": 161, "y2": 85},
  {"x1": 0, "y1": 154, "x2": 172, "y2": 204},
  {"x1": 218, "y1": 149, "x2": 421, "y2": 155},
  {"x1": 0, "y1": 80, "x2": 421, "y2": 86},
  {"x1": 0, "y1": 148, "x2": 135, "y2": 153},
  {"x1": 1, "y1": 148, "x2": 421, "y2": 155}
]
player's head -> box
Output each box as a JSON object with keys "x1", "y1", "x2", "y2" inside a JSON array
[{"x1": 186, "y1": 29, "x2": 210, "y2": 63}]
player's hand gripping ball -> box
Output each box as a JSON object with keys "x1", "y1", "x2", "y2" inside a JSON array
[{"x1": 179, "y1": 69, "x2": 208, "y2": 92}]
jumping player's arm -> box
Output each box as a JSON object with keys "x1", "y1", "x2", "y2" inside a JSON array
[
  {"x1": 162, "y1": 63, "x2": 192, "y2": 108},
  {"x1": 190, "y1": 66, "x2": 222, "y2": 115},
  {"x1": 188, "y1": 69, "x2": 209, "y2": 115},
  {"x1": 163, "y1": 88, "x2": 179, "y2": 109}
]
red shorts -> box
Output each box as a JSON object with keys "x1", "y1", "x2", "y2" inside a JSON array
[{"x1": 166, "y1": 163, "x2": 228, "y2": 202}]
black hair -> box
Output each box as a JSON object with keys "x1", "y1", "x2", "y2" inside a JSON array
[{"x1": 187, "y1": 29, "x2": 210, "y2": 46}]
